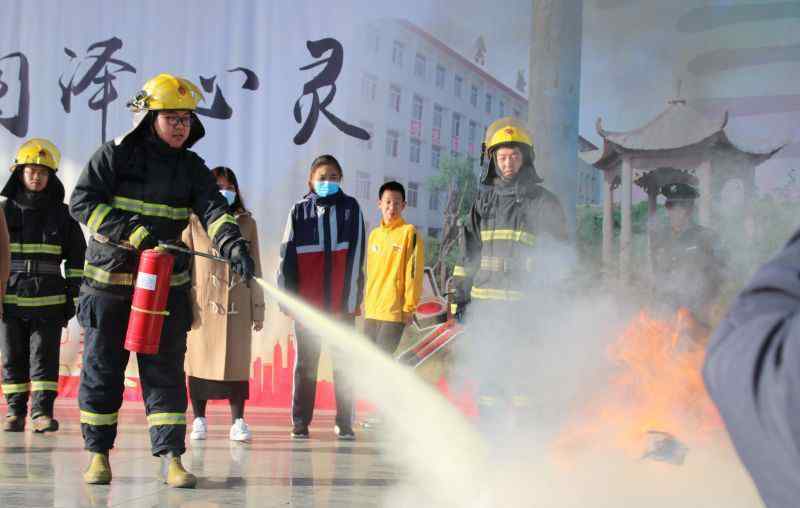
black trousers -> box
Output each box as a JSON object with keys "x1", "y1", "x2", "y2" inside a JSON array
[
  {"x1": 0, "y1": 316, "x2": 62, "y2": 417},
  {"x1": 292, "y1": 317, "x2": 354, "y2": 429},
  {"x1": 363, "y1": 319, "x2": 405, "y2": 356},
  {"x1": 77, "y1": 290, "x2": 191, "y2": 456}
]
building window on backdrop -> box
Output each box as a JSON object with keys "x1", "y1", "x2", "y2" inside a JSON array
[
  {"x1": 433, "y1": 104, "x2": 443, "y2": 130},
  {"x1": 361, "y1": 73, "x2": 377, "y2": 102},
  {"x1": 485, "y1": 93, "x2": 493, "y2": 115},
  {"x1": 412, "y1": 94, "x2": 424, "y2": 121},
  {"x1": 454, "y1": 74, "x2": 463, "y2": 98},
  {"x1": 410, "y1": 138, "x2": 421, "y2": 164},
  {"x1": 470, "y1": 85, "x2": 478, "y2": 107},
  {"x1": 468, "y1": 120, "x2": 477, "y2": 148},
  {"x1": 414, "y1": 53, "x2": 426, "y2": 79},
  {"x1": 435, "y1": 64, "x2": 446, "y2": 89},
  {"x1": 356, "y1": 171, "x2": 371, "y2": 200},
  {"x1": 359, "y1": 120, "x2": 374, "y2": 150},
  {"x1": 392, "y1": 41, "x2": 404, "y2": 67},
  {"x1": 428, "y1": 227, "x2": 441, "y2": 239},
  {"x1": 389, "y1": 84, "x2": 402, "y2": 112},
  {"x1": 431, "y1": 145, "x2": 442, "y2": 169},
  {"x1": 429, "y1": 189, "x2": 440, "y2": 211},
  {"x1": 386, "y1": 129, "x2": 399, "y2": 158},
  {"x1": 451, "y1": 112, "x2": 461, "y2": 138},
  {"x1": 407, "y1": 181, "x2": 419, "y2": 208}
]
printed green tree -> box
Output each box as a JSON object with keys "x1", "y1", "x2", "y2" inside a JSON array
[{"x1": 426, "y1": 156, "x2": 478, "y2": 288}]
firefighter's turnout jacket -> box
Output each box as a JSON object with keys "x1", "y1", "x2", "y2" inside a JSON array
[{"x1": 453, "y1": 167, "x2": 567, "y2": 304}]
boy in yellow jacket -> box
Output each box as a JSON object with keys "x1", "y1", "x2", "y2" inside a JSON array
[{"x1": 364, "y1": 181, "x2": 424, "y2": 355}]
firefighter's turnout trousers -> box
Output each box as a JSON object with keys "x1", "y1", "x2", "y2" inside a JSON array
[
  {"x1": 1, "y1": 317, "x2": 62, "y2": 417},
  {"x1": 77, "y1": 289, "x2": 192, "y2": 456}
]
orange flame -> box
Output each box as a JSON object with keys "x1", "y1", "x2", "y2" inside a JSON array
[{"x1": 555, "y1": 310, "x2": 723, "y2": 461}]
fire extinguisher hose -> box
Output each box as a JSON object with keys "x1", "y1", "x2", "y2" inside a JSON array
[
  {"x1": 92, "y1": 236, "x2": 230, "y2": 264},
  {"x1": 157, "y1": 242, "x2": 229, "y2": 263}
]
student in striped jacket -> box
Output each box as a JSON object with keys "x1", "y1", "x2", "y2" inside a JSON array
[{"x1": 277, "y1": 154, "x2": 365, "y2": 441}]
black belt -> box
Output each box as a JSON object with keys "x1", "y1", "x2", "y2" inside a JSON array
[{"x1": 10, "y1": 259, "x2": 61, "y2": 275}]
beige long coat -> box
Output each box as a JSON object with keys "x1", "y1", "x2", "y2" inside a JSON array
[{"x1": 183, "y1": 212, "x2": 265, "y2": 381}]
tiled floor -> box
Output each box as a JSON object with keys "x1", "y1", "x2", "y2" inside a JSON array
[{"x1": 0, "y1": 402, "x2": 396, "y2": 507}]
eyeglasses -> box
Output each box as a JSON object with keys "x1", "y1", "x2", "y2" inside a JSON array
[{"x1": 161, "y1": 114, "x2": 193, "y2": 127}]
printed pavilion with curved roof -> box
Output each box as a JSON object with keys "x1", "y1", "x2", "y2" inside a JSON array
[{"x1": 582, "y1": 96, "x2": 782, "y2": 278}]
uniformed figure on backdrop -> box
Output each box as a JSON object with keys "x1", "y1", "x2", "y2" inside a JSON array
[
  {"x1": 451, "y1": 117, "x2": 567, "y2": 426},
  {"x1": 649, "y1": 183, "x2": 726, "y2": 330},
  {"x1": 69, "y1": 73, "x2": 255, "y2": 487},
  {"x1": 0, "y1": 138, "x2": 86, "y2": 433}
]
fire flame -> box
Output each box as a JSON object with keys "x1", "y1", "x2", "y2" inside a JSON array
[{"x1": 556, "y1": 309, "x2": 723, "y2": 461}]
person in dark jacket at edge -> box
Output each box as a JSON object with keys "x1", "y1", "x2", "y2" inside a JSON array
[
  {"x1": 69, "y1": 73, "x2": 255, "y2": 488},
  {"x1": 277, "y1": 154, "x2": 365, "y2": 441},
  {"x1": 1, "y1": 138, "x2": 86, "y2": 434},
  {"x1": 451, "y1": 117, "x2": 567, "y2": 428},
  {"x1": 704, "y1": 228, "x2": 800, "y2": 508}
]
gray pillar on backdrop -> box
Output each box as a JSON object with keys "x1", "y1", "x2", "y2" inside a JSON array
[
  {"x1": 620, "y1": 157, "x2": 633, "y2": 281},
  {"x1": 602, "y1": 174, "x2": 614, "y2": 272},
  {"x1": 698, "y1": 159, "x2": 712, "y2": 227},
  {"x1": 529, "y1": 0, "x2": 584, "y2": 238}
]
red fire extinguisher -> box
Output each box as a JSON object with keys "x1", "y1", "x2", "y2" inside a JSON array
[{"x1": 124, "y1": 249, "x2": 174, "y2": 355}]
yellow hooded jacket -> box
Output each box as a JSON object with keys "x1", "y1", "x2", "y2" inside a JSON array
[{"x1": 364, "y1": 217, "x2": 424, "y2": 322}]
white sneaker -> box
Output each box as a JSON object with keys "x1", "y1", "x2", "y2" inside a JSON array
[
  {"x1": 190, "y1": 417, "x2": 207, "y2": 440},
  {"x1": 229, "y1": 418, "x2": 251, "y2": 442}
]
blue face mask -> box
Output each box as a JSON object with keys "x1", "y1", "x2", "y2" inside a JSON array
[
  {"x1": 219, "y1": 189, "x2": 236, "y2": 206},
  {"x1": 313, "y1": 181, "x2": 340, "y2": 197}
]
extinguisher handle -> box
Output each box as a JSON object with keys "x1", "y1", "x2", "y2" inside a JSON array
[{"x1": 157, "y1": 242, "x2": 230, "y2": 264}]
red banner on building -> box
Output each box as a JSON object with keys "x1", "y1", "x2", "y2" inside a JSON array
[{"x1": 410, "y1": 119, "x2": 421, "y2": 138}]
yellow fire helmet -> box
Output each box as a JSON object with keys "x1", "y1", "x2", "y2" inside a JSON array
[
  {"x1": 127, "y1": 73, "x2": 205, "y2": 112},
  {"x1": 481, "y1": 117, "x2": 539, "y2": 184},
  {"x1": 484, "y1": 116, "x2": 533, "y2": 153},
  {"x1": 11, "y1": 138, "x2": 61, "y2": 172}
]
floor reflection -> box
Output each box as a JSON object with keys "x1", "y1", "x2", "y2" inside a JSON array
[{"x1": 0, "y1": 404, "x2": 397, "y2": 507}]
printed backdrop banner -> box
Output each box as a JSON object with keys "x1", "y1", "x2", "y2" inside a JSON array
[{"x1": 0, "y1": 0, "x2": 401, "y2": 407}]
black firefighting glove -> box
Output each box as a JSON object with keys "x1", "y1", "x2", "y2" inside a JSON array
[
  {"x1": 229, "y1": 241, "x2": 256, "y2": 282},
  {"x1": 452, "y1": 301, "x2": 467, "y2": 323}
]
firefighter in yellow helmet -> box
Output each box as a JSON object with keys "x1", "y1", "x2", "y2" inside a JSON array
[
  {"x1": 69, "y1": 74, "x2": 255, "y2": 487},
  {"x1": 451, "y1": 117, "x2": 567, "y2": 426},
  {"x1": 0, "y1": 139, "x2": 86, "y2": 433}
]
